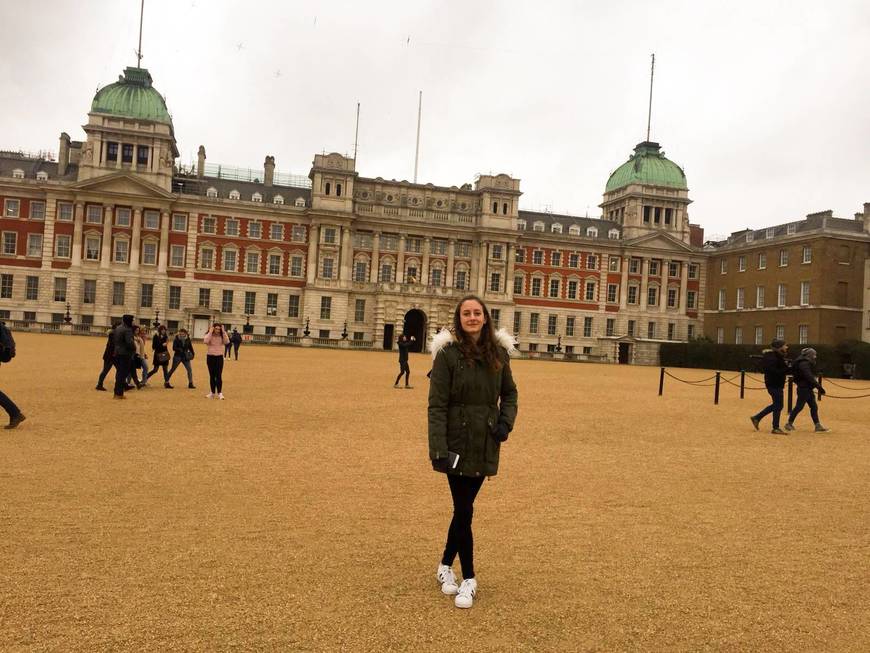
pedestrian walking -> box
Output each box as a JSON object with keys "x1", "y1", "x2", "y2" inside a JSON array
[
  {"x1": 224, "y1": 333, "x2": 233, "y2": 359},
  {"x1": 147, "y1": 324, "x2": 172, "y2": 387},
  {"x1": 785, "y1": 348, "x2": 830, "y2": 432},
  {"x1": 394, "y1": 334, "x2": 415, "y2": 388},
  {"x1": 127, "y1": 325, "x2": 147, "y2": 389},
  {"x1": 427, "y1": 295, "x2": 518, "y2": 609},
  {"x1": 95, "y1": 326, "x2": 116, "y2": 391},
  {"x1": 230, "y1": 328, "x2": 242, "y2": 360},
  {"x1": 167, "y1": 328, "x2": 196, "y2": 389},
  {"x1": 0, "y1": 320, "x2": 24, "y2": 428},
  {"x1": 111, "y1": 314, "x2": 136, "y2": 399},
  {"x1": 750, "y1": 339, "x2": 790, "y2": 434},
  {"x1": 204, "y1": 323, "x2": 230, "y2": 399}
]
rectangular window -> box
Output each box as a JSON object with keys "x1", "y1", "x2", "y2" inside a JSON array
[
  {"x1": 246, "y1": 252, "x2": 260, "y2": 274},
  {"x1": 736, "y1": 287, "x2": 745, "y2": 310},
  {"x1": 85, "y1": 236, "x2": 100, "y2": 261},
  {"x1": 222, "y1": 249, "x2": 237, "y2": 272},
  {"x1": 58, "y1": 202, "x2": 73, "y2": 221},
  {"x1": 716, "y1": 327, "x2": 724, "y2": 344},
  {"x1": 735, "y1": 327, "x2": 743, "y2": 345},
  {"x1": 107, "y1": 142, "x2": 119, "y2": 162},
  {"x1": 354, "y1": 299, "x2": 366, "y2": 322},
  {"x1": 569, "y1": 253, "x2": 579, "y2": 268},
  {"x1": 53, "y1": 276, "x2": 67, "y2": 302},
  {"x1": 786, "y1": 223, "x2": 797, "y2": 235},
  {"x1": 170, "y1": 245, "x2": 185, "y2": 267},
  {"x1": 667, "y1": 287, "x2": 677, "y2": 308},
  {"x1": 199, "y1": 247, "x2": 214, "y2": 270},
  {"x1": 799, "y1": 325, "x2": 808, "y2": 345},
  {"x1": 583, "y1": 317, "x2": 593, "y2": 338},
  {"x1": 454, "y1": 241, "x2": 470, "y2": 257},
  {"x1": 551, "y1": 251, "x2": 561, "y2": 266},
  {"x1": 290, "y1": 255, "x2": 303, "y2": 277},
  {"x1": 244, "y1": 291, "x2": 256, "y2": 314},
  {"x1": 429, "y1": 239, "x2": 447, "y2": 255},
  {"x1": 169, "y1": 285, "x2": 181, "y2": 309},
  {"x1": 746, "y1": 231, "x2": 755, "y2": 243},
  {"x1": 320, "y1": 296, "x2": 332, "y2": 319},
  {"x1": 112, "y1": 281, "x2": 125, "y2": 306},
  {"x1": 406, "y1": 266, "x2": 418, "y2": 282},
  {"x1": 491, "y1": 244, "x2": 503, "y2": 260},
  {"x1": 354, "y1": 260, "x2": 367, "y2": 282},
  {"x1": 756, "y1": 286, "x2": 765, "y2": 308},
  {"x1": 514, "y1": 248, "x2": 525, "y2": 263},
  {"x1": 586, "y1": 281, "x2": 597, "y2": 302},
  {"x1": 606, "y1": 318, "x2": 615, "y2": 337},
  {"x1": 513, "y1": 276, "x2": 523, "y2": 295},
  {"x1": 114, "y1": 208, "x2": 131, "y2": 227},
  {"x1": 27, "y1": 233, "x2": 43, "y2": 257},
  {"x1": 647, "y1": 322, "x2": 656, "y2": 339},
  {"x1": 758, "y1": 253, "x2": 767, "y2": 269},
  {"x1": 668, "y1": 323, "x2": 676, "y2": 341},
  {"x1": 321, "y1": 258, "x2": 334, "y2": 279},
  {"x1": 687, "y1": 290, "x2": 697, "y2": 309},
  {"x1": 122, "y1": 143, "x2": 134, "y2": 163},
  {"x1": 629, "y1": 258, "x2": 640, "y2": 274},
  {"x1": 587, "y1": 255, "x2": 597, "y2": 270},
  {"x1": 201, "y1": 216, "x2": 216, "y2": 234},
  {"x1": 776, "y1": 324, "x2": 785, "y2": 340},
  {"x1": 800, "y1": 281, "x2": 810, "y2": 306},
  {"x1": 454, "y1": 269, "x2": 466, "y2": 289},
  {"x1": 549, "y1": 279, "x2": 559, "y2": 298},
  {"x1": 755, "y1": 326, "x2": 763, "y2": 345},
  {"x1": 688, "y1": 263, "x2": 698, "y2": 279},
  {"x1": 609, "y1": 256, "x2": 621, "y2": 273},
  {"x1": 720, "y1": 258, "x2": 727, "y2": 274},
  {"x1": 221, "y1": 289, "x2": 234, "y2": 313},
  {"x1": 137, "y1": 145, "x2": 149, "y2": 165},
  {"x1": 627, "y1": 286, "x2": 638, "y2": 305},
  {"x1": 198, "y1": 288, "x2": 210, "y2": 308},
  {"x1": 531, "y1": 278, "x2": 542, "y2": 297},
  {"x1": 140, "y1": 283, "x2": 154, "y2": 308},
  {"x1": 489, "y1": 272, "x2": 501, "y2": 292},
  {"x1": 513, "y1": 312, "x2": 521, "y2": 334},
  {"x1": 529, "y1": 313, "x2": 539, "y2": 334},
  {"x1": 270, "y1": 224, "x2": 283, "y2": 240},
  {"x1": 268, "y1": 254, "x2": 282, "y2": 275},
  {"x1": 288, "y1": 294, "x2": 300, "y2": 318},
  {"x1": 86, "y1": 205, "x2": 102, "y2": 224},
  {"x1": 0, "y1": 274, "x2": 12, "y2": 299},
  {"x1": 532, "y1": 250, "x2": 543, "y2": 265},
  {"x1": 566, "y1": 316, "x2": 575, "y2": 337},
  {"x1": 431, "y1": 268, "x2": 443, "y2": 286},
  {"x1": 224, "y1": 218, "x2": 239, "y2": 236},
  {"x1": 646, "y1": 286, "x2": 657, "y2": 306},
  {"x1": 113, "y1": 239, "x2": 129, "y2": 263},
  {"x1": 323, "y1": 228, "x2": 336, "y2": 244},
  {"x1": 143, "y1": 210, "x2": 160, "y2": 230},
  {"x1": 139, "y1": 241, "x2": 156, "y2": 265},
  {"x1": 29, "y1": 201, "x2": 45, "y2": 220},
  {"x1": 766, "y1": 227, "x2": 775, "y2": 239},
  {"x1": 802, "y1": 245, "x2": 812, "y2": 264},
  {"x1": 779, "y1": 249, "x2": 789, "y2": 266},
  {"x1": 266, "y1": 293, "x2": 278, "y2": 315},
  {"x1": 668, "y1": 261, "x2": 679, "y2": 277},
  {"x1": 628, "y1": 320, "x2": 636, "y2": 337},
  {"x1": 491, "y1": 309, "x2": 500, "y2": 328},
  {"x1": 777, "y1": 284, "x2": 787, "y2": 307},
  {"x1": 2, "y1": 232, "x2": 17, "y2": 255},
  {"x1": 607, "y1": 284, "x2": 618, "y2": 303},
  {"x1": 547, "y1": 315, "x2": 557, "y2": 336},
  {"x1": 291, "y1": 225, "x2": 306, "y2": 243},
  {"x1": 172, "y1": 214, "x2": 187, "y2": 231},
  {"x1": 738, "y1": 256, "x2": 746, "y2": 272},
  {"x1": 248, "y1": 222, "x2": 262, "y2": 239},
  {"x1": 567, "y1": 280, "x2": 578, "y2": 300},
  {"x1": 648, "y1": 260, "x2": 659, "y2": 276},
  {"x1": 82, "y1": 279, "x2": 96, "y2": 304},
  {"x1": 25, "y1": 275, "x2": 39, "y2": 300}
]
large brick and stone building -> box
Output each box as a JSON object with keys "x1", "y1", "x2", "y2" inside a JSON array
[{"x1": 1, "y1": 66, "x2": 867, "y2": 362}]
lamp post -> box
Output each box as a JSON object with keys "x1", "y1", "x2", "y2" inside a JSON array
[
  {"x1": 244, "y1": 313, "x2": 252, "y2": 334},
  {"x1": 303, "y1": 316, "x2": 311, "y2": 337},
  {"x1": 556, "y1": 334, "x2": 562, "y2": 353},
  {"x1": 341, "y1": 321, "x2": 348, "y2": 340},
  {"x1": 153, "y1": 308, "x2": 160, "y2": 329},
  {"x1": 63, "y1": 302, "x2": 72, "y2": 324}
]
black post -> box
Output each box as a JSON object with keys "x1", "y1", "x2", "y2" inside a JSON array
[
  {"x1": 658, "y1": 367, "x2": 665, "y2": 396},
  {"x1": 740, "y1": 369, "x2": 745, "y2": 399},
  {"x1": 787, "y1": 378, "x2": 794, "y2": 412},
  {"x1": 714, "y1": 371, "x2": 721, "y2": 405},
  {"x1": 818, "y1": 373, "x2": 823, "y2": 402}
]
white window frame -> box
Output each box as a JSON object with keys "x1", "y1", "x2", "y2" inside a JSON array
[
  {"x1": 29, "y1": 200, "x2": 46, "y2": 220},
  {"x1": 26, "y1": 233, "x2": 43, "y2": 257},
  {"x1": 222, "y1": 248, "x2": 238, "y2": 272},
  {"x1": 57, "y1": 202, "x2": 74, "y2": 221},
  {"x1": 55, "y1": 234, "x2": 72, "y2": 258},
  {"x1": 170, "y1": 244, "x2": 185, "y2": 267},
  {"x1": 802, "y1": 245, "x2": 812, "y2": 264},
  {"x1": 225, "y1": 218, "x2": 239, "y2": 236},
  {"x1": 800, "y1": 281, "x2": 810, "y2": 306},
  {"x1": 777, "y1": 284, "x2": 787, "y2": 307},
  {"x1": 85, "y1": 235, "x2": 101, "y2": 261},
  {"x1": 141, "y1": 240, "x2": 158, "y2": 266},
  {"x1": 248, "y1": 221, "x2": 262, "y2": 239},
  {"x1": 86, "y1": 205, "x2": 102, "y2": 224},
  {"x1": 172, "y1": 214, "x2": 188, "y2": 232}
]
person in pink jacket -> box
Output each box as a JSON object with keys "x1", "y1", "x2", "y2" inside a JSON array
[{"x1": 203, "y1": 323, "x2": 230, "y2": 399}]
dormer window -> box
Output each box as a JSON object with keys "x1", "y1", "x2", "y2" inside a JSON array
[
  {"x1": 206, "y1": 187, "x2": 218, "y2": 198},
  {"x1": 229, "y1": 190, "x2": 240, "y2": 200},
  {"x1": 569, "y1": 225, "x2": 581, "y2": 236},
  {"x1": 294, "y1": 197, "x2": 306, "y2": 207},
  {"x1": 766, "y1": 227, "x2": 775, "y2": 239},
  {"x1": 586, "y1": 227, "x2": 598, "y2": 238},
  {"x1": 12, "y1": 169, "x2": 24, "y2": 179},
  {"x1": 608, "y1": 229, "x2": 619, "y2": 240},
  {"x1": 533, "y1": 221, "x2": 545, "y2": 232},
  {"x1": 746, "y1": 231, "x2": 754, "y2": 242},
  {"x1": 786, "y1": 223, "x2": 797, "y2": 235},
  {"x1": 36, "y1": 171, "x2": 48, "y2": 181},
  {"x1": 273, "y1": 195, "x2": 284, "y2": 205},
  {"x1": 517, "y1": 220, "x2": 526, "y2": 231},
  {"x1": 252, "y1": 192, "x2": 263, "y2": 202},
  {"x1": 551, "y1": 223, "x2": 562, "y2": 234}
]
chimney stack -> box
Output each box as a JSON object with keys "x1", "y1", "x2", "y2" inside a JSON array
[
  {"x1": 58, "y1": 132, "x2": 71, "y2": 176},
  {"x1": 197, "y1": 145, "x2": 206, "y2": 178},
  {"x1": 264, "y1": 155, "x2": 275, "y2": 187},
  {"x1": 864, "y1": 202, "x2": 870, "y2": 233}
]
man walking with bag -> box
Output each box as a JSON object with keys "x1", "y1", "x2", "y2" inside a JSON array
[{"x1": 750, "y1": 339, "x2": 790, "y2": 435}]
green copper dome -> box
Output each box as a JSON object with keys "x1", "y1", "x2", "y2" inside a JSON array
[
  {"x1": 91, "y1": 67, "x2": 172, "y2": 125},
  {"x1": 605, "y1": 141, "x2": 687, "y2": 193}
]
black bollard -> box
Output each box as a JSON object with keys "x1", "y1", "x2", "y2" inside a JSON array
[
  {"x1": 818, "y1": 373, "x2": 823, "y2": 402},
  {"x1": 659, "y1": 367, "x2": 665, "y2": 396},
  {"x1": 740, "y1": 369, "x2": 745, "y2": 399},
  {"x1": 714, "y1": 371, "x2": 721, "y2": 405},
  {"x1": 787, "y1": 378, "x2": 794, "y2": 412}
]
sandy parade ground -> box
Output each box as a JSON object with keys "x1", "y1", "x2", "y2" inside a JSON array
[{"x1": 1, "y1": 332, "x2": 868, "y2": 652}]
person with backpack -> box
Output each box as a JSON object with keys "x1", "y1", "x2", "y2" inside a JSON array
[
  {"x1": 0, "y1": 321, "x2": 24, "y2": 429},
  {"x1": 95, "y1": 326, "x2": 116, "y2": 391},
  {"x1": 167, "y1": 328, "x2": 196, "y2": 389},
  {"x1": 785, "y1": 348, "x2": 830, "y2": 433},
  {"x1": 750, "y1": 339, "x2": 790, "y2": 435}
]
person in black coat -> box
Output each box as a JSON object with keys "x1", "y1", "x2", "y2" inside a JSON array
[
  {"x1": 95, "y1": 326, "x2": 117, "y2": 391},
  {"x1": 750, "y1": 339, "x2": 790, "y2": 434},
  {"x1": 230, "y1": 329, "x2": 242, "y2": 360},
  {"x1": 147, "y1": 324, "x2": 172, "y2": 387},
  {"x1": 167, "y1": 328, "x2": 196, "y2": 389},
  {"x1": 786, "y1": 348, "x2": 829, "y2": 432},
  {"x1": 111, "y1": 315, "x2": 136, "y2": 398},
  {"x1": 394, "y1": 334, "x2": 415, "y2": 388}
]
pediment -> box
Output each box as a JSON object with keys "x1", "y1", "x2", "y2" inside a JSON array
[
  {"x1": 622, "y1": 231, "x2": 695, "y2": 252},
  {"x1": 72, "y1": 172, "x2": 174, "y2": 199}
]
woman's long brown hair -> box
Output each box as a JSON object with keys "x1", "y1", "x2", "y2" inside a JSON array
[{"x1": 452, "y1": 294, "x2": 503, "y2": 371}]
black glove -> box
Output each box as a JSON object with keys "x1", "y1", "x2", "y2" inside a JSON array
[
  {"x1": 431, "y1": 456, "x2": 449, "y2": 472},
  {"x1": 492, "y1": 423, "x2": 510, "y2": 443},
  {"x1": 818, "y1": 387, "x2": 826, "y2": 395}
]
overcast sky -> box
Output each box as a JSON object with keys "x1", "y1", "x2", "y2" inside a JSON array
[{"x1": 3, "y1": 0, "x2": 869, "y2": 237}]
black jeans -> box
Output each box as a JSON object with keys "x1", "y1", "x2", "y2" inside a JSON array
[
  {"x1": 442, "y1": 475, "x2": 485, "y2": 579},
  {"x1": 754, "y1": 387, "x2": 784, "y2": 429},
  {"x1": 225, "y1": 342, "x2": 232, "y2": 358},
  {"x1": 96, "y1": 359, "x2": 113, "y2": 387},
  {"x1": 0, "y1": 389, "x2": 21, "y2": 418},
  {"x1": 113, "y1": 355, "x2": 132, "y2": 396},
  {"x1": 206, "y1": 354, "x2": 224, "y2": 393},
  {"x1": 147, "y1": 358, "x2": 170, "y2": 383},
  {"x1": 789, "y1": 387, "x2": 820, "y2": 425},
  {"x1": 395, "y1": 361, "x2": 410, "y2": 386},
  {"x1": 232, "y1": 342, "x2": 240, "y2": 360}
]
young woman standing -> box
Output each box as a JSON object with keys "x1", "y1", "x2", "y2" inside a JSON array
[
  {"x1": 203, "y1": 323, "x2": 230, "y2": 399},
  {"x1": 147, "y1": 324, "x2": 172, "y2": 388},
  {"x1": 427, "y1": 295, "x2": 518, "y2": 609}
]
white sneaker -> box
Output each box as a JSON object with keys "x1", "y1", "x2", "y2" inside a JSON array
[
  {"x1": 205, "y1": 393, "x2": 213, "y2": 399},
  {"x1": 454, "y1": 578, "x2": 477, "y2": 608},
  {"x1": 436, "y1": 563, "x2": 458, "y2": 595},
  {"x1": 217, "y1": 393, "x2": 225, "y2": 400}
]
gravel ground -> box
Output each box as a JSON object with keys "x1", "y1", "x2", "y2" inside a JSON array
[{"x1": 0, "y1": 333, "x2": 868, "y2": 652}]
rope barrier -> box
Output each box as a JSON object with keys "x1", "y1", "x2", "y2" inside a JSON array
[
  {"x1": 663, "y1": 370, "x2": 717, "y2": 385},
  {"x1": 822, "y1": 378, "x2": 870, "y2": 391},
  {"x1": 822, "y1": 392, "x2": 870, "y2": 399}
]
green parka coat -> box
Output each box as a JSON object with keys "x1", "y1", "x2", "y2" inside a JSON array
[{"x1": 428, "y1": 328, "x2": 519, "y2": 477}]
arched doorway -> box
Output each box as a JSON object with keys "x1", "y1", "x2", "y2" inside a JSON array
[{"x1": 403, "y1": 309, "x2": 427, "y2": 352}]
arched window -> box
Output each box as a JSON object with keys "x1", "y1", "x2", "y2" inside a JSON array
[
  {"x1": 608, "y1": 229, "x2": 619, "y2": 240},
  {"x1": 492, "y1": 201, "x2": 498, "y2": 213},
  {"x1": 252, "y1": 192, "x2": 263, "y2": 202},
  {"x1": 533, "y1": 221, "x2": 545, "y2": 232},
  {"x1": 502, "y1": 202, "x2": 508, "y2": 215},
  {"x1": 568, "y1": 225, "x2": 581, "y2": 236},
  {"x1": 206, "y1": 187, "x2": 218, "y2": 198},
  {"x1": 586, "y1": 227, "x2": 598, "y2": 238},
  {"x1": 552, "y1": 223, "x2": 563, "y2": 234},
  {"x1": 229, "y1": 189, "x2": 240, "y2": 200},
  {"x1": 336, "y1": 183, "x2": 342, "y2": 197},
  {"x1": 379, "y1": 255, "x2": 396, "y2": 283},
  {"x1": 325, "y1": 182, "x2": 331, "y2": 195},
  {"x1": 36, "y1": 171, "x2": 48, "y2": 181},
  {"x1": 294, "y1": 197, "x2": 306, "y2": 207},
  {"x1": 273, "y1": 195, "x2": 284, "y2": 205}
]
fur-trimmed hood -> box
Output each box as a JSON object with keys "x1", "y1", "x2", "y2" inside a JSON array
[{"x1": 428, "y1": 327, "x2": 518, "y2": 360}]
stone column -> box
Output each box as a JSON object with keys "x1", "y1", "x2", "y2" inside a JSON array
[
  {"x1": 640, "y1": 257, "x2": 649, "y2": 310},
  {"x1": 447, "y1": 239, "x2": 456, "y2": 287},
  {"x1": 306, "y1": 224, "x2": 319, "y2": 284},
  {"x1": 422, "y1": 237, "x2": 431, "y2": 285},
  {"x1": 476, "y1": 241, "x2": 488, "y2": 292},
  {"x1": 185, "y1": 212, "x2": 198, "y2": 280},
  {"x1": 660, "y1": 258, "x2": 669, "y2": 313},
  {"x1": 369, "y1": 232, "x2": 380, "y2": 283},
  {"x1": 679, "y1": 259, "x2": 689, "y2": 311},
  {"x1": 157, "y1": 210, "x2": 170, "y2": 273},
  {"x1": 506, "y1": 244, "x2": 515, "y2": 296},
  {"x1": 619, "y1": 254, "x2": 629, "y2": 309},
  {"x1": 41, "y1": 194, "x2": 57, "y2": 271},
  {"x1": 100, "y1": 205, "x2": 113, "y2": 268},
  {"x1": 470, "y1": 241, "x2": 480, "y2": 292},
  {"x1": 396, "y1": 234, "x2": 406, "y2": 283},
  {"x1": 71, "y1": 202, "x2": 84, "y2": 267},
  {"x1": 339, "y1": 226, "x2": 352, "y2": 281},
  {"x1": 130, "y1": 207, "x2": 142, "y2": 271}
]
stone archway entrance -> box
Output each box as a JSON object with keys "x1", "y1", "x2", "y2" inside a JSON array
[{"x1": 403, "y1": 309, "x2": 427, "y2": 353}]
